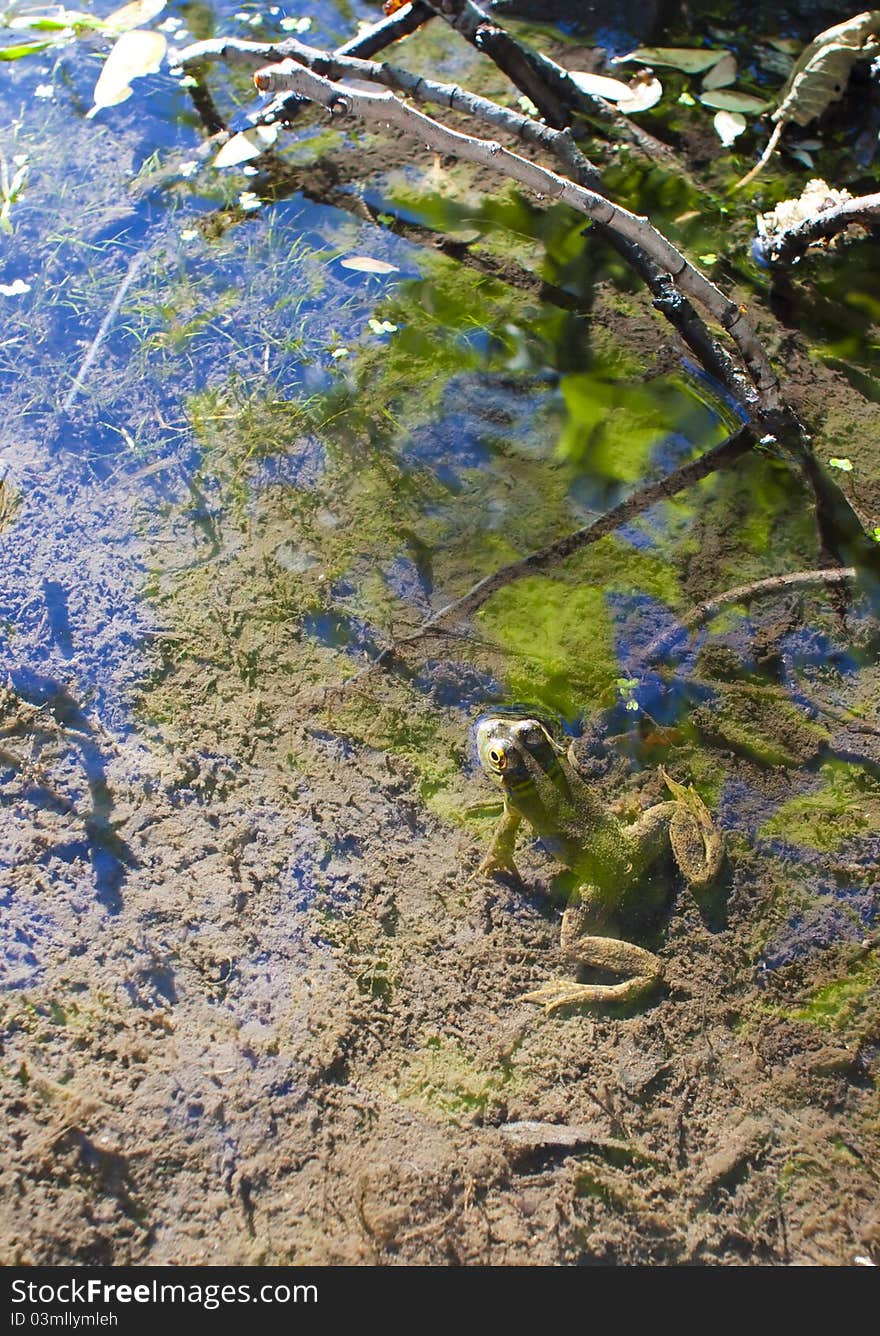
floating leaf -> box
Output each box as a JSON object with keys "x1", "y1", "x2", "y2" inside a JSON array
[
  {"x1": 90, "y1": 29, "x2": 167, "y2": 111},
  {"x1": 339, "y1": 256, "x2": 399, "y2": 274},
  {"x1": 713, "y1": 109, "x2": 747, "y2": 146},
  {"x1": 698, "y1": 253, "x2": 718, "y2": 264},
  {"x1": 613, "y1": 46, "x2": 724, "y2": 73},
  {"x1": 104, "y1": 0, "x2": 167, "y2": 34},
  {"x1": 8, "y1": 10, "x2": 103, "y2": 31},
  {"x1": 568, "y1": 70, "x2": 635, "y2": 101},
  {"x1": 773, "y1": 10, "x2": 880, "y2": 128},
  {"x1": 699, "y1": 89, "x2": 770, "y2": 112},
  {"x1": 213, "y1": 125, "x2": 276, "y2": 167},
  {"x1": 828, "y1": 456, "x2": 854, "y2": 471},
  {"x1": 702, "y1": 52, "x2": 737, "y2": 89},
  {"x1": 0, "y1": 40, "x2": 54, "y2": 59}
]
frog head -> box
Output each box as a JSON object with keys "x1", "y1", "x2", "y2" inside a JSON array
[{"x1": 475, "y1": 714, "x2": 563, "y2": 792}]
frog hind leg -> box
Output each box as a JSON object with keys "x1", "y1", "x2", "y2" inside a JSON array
[
  {"x1": 522, "y1": 893, "x2": 662, "y2": 1013},
  {"x1": 659, "y1": 767, "x2": 723, "y2": 889}
]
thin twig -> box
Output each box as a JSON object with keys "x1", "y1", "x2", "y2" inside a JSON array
[
  {"x1": 368, "y1": 426, "x2": 755, "y2": 671},
  {"x1": 640, "y1": 565, "x2": 858, "y2": 665},
  {"x1": 252, "y1": 59, "x2": 780, "y2": 407},
  {"x1": 61, "y1": 251, "x2": 146, "y2": 414}
]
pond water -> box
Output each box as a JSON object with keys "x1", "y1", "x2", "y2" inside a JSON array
[{"x1": 1, "y1": 0, "x2": 878, "y2": 1266}]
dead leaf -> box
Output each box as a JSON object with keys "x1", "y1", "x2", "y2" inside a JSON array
[
  {"x1": 339, "y1": 256, "x2": 399, "y2": 274},
  {"x1": 702, "y1": 52, "x2": 737, "y2": 89},
  {"x1": 613, "y1": 46, "x2": 723, "y2": 73},
  {"x1": 772, "y1": 9, "x2": 880, "y2": 128},
  {"x1": 103, "y1": 0, "x2": 166, "y2": 34},
  {"x1": 714, "y1": 110, "x2": 747, "y2": 145},
  {"x1": 213, "y1": 126, "x2": 277, "y2": 167},
  {"x1": 89, "y1": 29, "x2": 166, "y2": 112},
  {"x1": 617, "y1": 73, "x2": 663, "y2": 114},
  {"x1": 735, "y1": 11, "x2": 880, "y2": 189},
  {"x1": 568, "y1": 70, "x2": 635, "y2": 102}
]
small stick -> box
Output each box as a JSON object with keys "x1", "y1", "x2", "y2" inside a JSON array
[
  {"x1": 732, "y1": 121, "x2": 783, "y2": 193},
  {"x1": 640, "y1": 565, "x2": 858, "y2": 665},
  {"x1": 369, "y1": 426, "x2": 755, "y2": 668},
  {"x1": 61, "y1": 250, "x2": 146, "y2": 414}
]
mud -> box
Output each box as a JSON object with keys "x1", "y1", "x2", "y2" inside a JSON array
[{"x1": 2, "y1": 1, "x2": 880, "y2": 1270}]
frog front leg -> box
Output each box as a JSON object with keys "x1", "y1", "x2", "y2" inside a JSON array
[
  {"x1": 478, "y1": 800, "x2": 523, "y2": 878},
  {"x1": 522, "y1": 888, "x2": 663, "y2": 1013}
]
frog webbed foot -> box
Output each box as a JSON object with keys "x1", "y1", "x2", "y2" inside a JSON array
[
  {"x1": 523, "y1": 897, "x2": 663, "y2": 1011},
  {"x1": 659, "y1": 767, "x2": 724, "y2": 889},
  {"x1": 469, "y1": 850, "x2": 521, "y2": 884}
]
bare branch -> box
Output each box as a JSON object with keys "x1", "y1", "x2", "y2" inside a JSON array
[{"x1": 252, "y1": 59, "x2": 780, "y2": 407}]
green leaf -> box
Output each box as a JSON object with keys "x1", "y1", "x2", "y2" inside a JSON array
[
  {"x1": 8, "y1": 10, "x2": 105, "y2": 31},
  {"x1": 773, "y1": 10, "x2": 880, "y2": 128},
  {"x1": 828, "y1": 456, "x2": 854, "y2": 472},
  {"x1": 698, "y1": 89, "x2": 770, "y2": 112},
  {"x1": 614, "y1": 46, "x2": 724, "y2": 73},
  {"x1": 702, "y1": 52, "x2": 737, "y2": 90},
  {"x1": 0, "y1": 39, "x2": 54, "y2": 59}
]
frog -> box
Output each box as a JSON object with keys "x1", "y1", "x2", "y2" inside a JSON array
[{"x1": 474, "y1": 713, "x2": 723, "y2": 1012}]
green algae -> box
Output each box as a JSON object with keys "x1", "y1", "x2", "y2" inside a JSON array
[
  {"x1": 383, "y1": 1035, "x2": 516, "y2": 1120},
  {"x1": 787, "y1": 956, "x2": 879, "y2": 1033},
  {"x1": 477, "y1": 537, "x2": 679, "y2": 719},
  {"x1": 760, "y1": 761, "x2": 880, "y2": 851}
]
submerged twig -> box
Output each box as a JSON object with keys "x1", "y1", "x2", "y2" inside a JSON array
[
  {"x1": 367, "y1": 426, "x2": 755, "y2": 672},
  {"x1": 641, "y1": 565, "x2": 858, "y2": 666},
  {"x1": 61, "y1": 250, "x2": 146, "y2": 414}
]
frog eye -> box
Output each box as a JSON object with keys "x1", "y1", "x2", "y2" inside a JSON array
[{"x1": 488, "y1": 746, "x2": 508, "y2": 770}]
